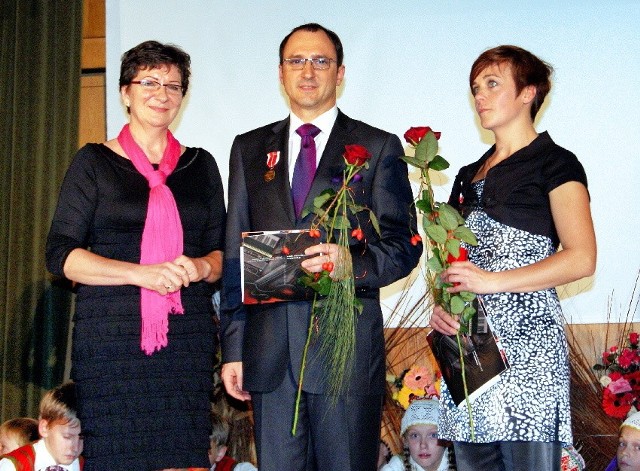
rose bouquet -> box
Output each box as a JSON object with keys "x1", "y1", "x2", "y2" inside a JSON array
[
  {"x1": 594, "y1": 332, "x2": 640, "y2": 418},
  {"x1": 402, "y1": 126, "x2": 479, "y2": 437},
  {"x1": 293, "y1": 144, "x2": 375, "y2": 433}
]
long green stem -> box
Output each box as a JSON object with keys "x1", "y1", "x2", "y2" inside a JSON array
[
  {"x1": 292, "y1": 294, "x2": 318, "y2": 435},
  {"x1": 423, "y1": 168, "x2": 475, "y2": 438},
  {"x1": 456, "y1": 332, "x2": 475, "y2": 441}
]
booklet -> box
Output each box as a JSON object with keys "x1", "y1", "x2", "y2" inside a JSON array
[
  {"x1": 426, "y1": 298, "x2": 509, "y2": 406},
  {"x1": 241, "y1": 229, "x2": 318, "y2": 304}
]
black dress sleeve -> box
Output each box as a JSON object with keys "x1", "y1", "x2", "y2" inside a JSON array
[{"x1": 46, "y1": 144, "x2": 100, "y2": 277}]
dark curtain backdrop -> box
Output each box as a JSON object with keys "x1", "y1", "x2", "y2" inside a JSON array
[{"x1": 0, "y1": 0, "x2": 82, "y2": 420}]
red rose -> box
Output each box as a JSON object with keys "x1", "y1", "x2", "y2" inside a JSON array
[
  {"x1": 343, "y1": 144, "x2": 371, "y2": 167},
  {"x1": 446, "y1": 246, "x2": 468, "y2": 263},
  {"x1": 404, "y1": 126, "x2": 442, "y2": 146},
  {"x1": 631, "y1": 332, "x2": 639, "y2": 346},
  {"x1": 446, "y1": 246, "x2": 468, "y2": 286}
]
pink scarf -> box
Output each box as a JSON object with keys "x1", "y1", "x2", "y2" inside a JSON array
[{"x1": 118, "y1": 124, "x2": 184, "y2": 355}]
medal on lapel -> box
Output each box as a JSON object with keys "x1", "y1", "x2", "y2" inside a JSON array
[{"x1": 264, "y1": 150, "x2": 280, "y2": 182}]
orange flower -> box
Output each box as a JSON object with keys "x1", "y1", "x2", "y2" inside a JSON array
[{"x1": 403, "y1": 365, "x2": 434, "y2": 390}]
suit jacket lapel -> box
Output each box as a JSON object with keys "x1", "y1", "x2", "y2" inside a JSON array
[{"x1": 264, "y1": 118, "x2": 297, "y2": 226}]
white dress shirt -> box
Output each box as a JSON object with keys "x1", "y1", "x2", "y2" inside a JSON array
[{"x1": 0, "y1": 439, "x2": 81, "y2": 471}]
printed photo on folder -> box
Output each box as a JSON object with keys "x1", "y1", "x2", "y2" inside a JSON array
[
  {"x1": 241, "y1": 229, "x2": 318, "y2": 304},
  {"x1": 426, "y1": 297, "x2": 510, "y2": 406}
]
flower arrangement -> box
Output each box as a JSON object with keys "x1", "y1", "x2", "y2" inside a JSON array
[
  {"x1": 388, "y1": 364, "x2": 440, "y2": 410},
  {"x1": 402, "y1": 126, "x2": 479, "y2": 437},
  {"x1": 594, "y1": 332, "x2": 640, "y2": 419},
  {"x1": 293, "y1": 144, "x2": 375, "y2": 434}
]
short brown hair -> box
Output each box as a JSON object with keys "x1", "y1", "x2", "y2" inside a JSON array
[
  {"x1": 119, "y1": 40, "x2": 191, "y2": 96},
  {"x1": 209, "y1": 411, "x2": 230, "y2": 447},
  {"x1": 0, "y1": 418, "x2": 39, "y2": 446},
  {"x1": 39, "y1": 382, "x2": 80, "y2": 428},
  {"x1": 469, "y1": 45, "x2": 553, "y2": 119}
]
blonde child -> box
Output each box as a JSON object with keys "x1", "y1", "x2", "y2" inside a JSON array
[
  {"x1": 606, "y1": 411, "x2": 640, "y2": 471},
  {"x1": 0, "y1": 382, "x2": 83, "y2": 470},
  {"x1": 0, "y1": 419, "x2": 38, "y2": 455},
  {"x1": 381, "y1": 399, "x2": 452, "y2": 471}
]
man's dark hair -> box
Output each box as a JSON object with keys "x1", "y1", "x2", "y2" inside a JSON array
[{"x1": 279, "y1": 23, "x2": 343, "y2": 67}]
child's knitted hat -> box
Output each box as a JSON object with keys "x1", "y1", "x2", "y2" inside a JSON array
[
  {"x1": 400, "y1": 398, "x2": 439, "y2": 435},
  {"x1": 622, "y1": 411, "x2": 640, "y2": 431}
]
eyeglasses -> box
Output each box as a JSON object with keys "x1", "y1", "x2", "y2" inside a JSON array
[
  {"x1": 130, "y1": 79, "x2": 184, "y2": 95},
  {"x1": 282, "y1": 57, "x2": 337, "y2": 70}
]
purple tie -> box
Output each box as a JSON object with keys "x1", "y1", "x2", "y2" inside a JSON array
[
  {"x1": 291, "y1": 123, "x2": 321, "y2": 217},
  {"x1": 44, "y1": 466, "x2": 65, "y2": 471}
]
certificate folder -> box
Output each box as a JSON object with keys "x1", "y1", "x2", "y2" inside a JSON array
[
  {"x1": 241, "y1": 229, "x2": 317, "y2": 304},
  {"x1": 426, "y1": 299, "x2": 509, "y2": 406}
]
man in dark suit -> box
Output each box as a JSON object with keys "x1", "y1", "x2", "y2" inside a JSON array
[{"x1": 220, "y1": 23, "x2": 422, "y2": 471}]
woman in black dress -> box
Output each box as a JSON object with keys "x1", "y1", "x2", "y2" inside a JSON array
[{"x1": 46, "y1": 41, "x2": 225, "y2": 470}]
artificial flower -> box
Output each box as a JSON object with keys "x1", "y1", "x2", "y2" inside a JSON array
[
  {"x1": 602, "y1": 388, "x2": 634, "y2": 419},
  {"x1": 607, "y1": 376, "x2": 632, "y2": 395},
  {"x1": 594, "y1": 332, "x2": 640, "y2": 418},
  {"x1": 403, "y1": 365, "x2": 434, "y2": 390},
  {"x1": 387, "y1": 363, "x2": 439, "y2": 411},
  {"x1": 396, "y1": 386, "x2": 428, "y2": 410}
]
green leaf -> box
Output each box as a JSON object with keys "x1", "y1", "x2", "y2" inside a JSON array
[
  {"x1": 461, "y1": 304, "x2": 477, "y2": 322},
  {"x1": 415, "y1": 131, "x2": 439, "y2": 163},
  {"x1": 438, "y1": 204, "x2": 461, "y2": 230},
  {"x1": 369, "y1": 210, "x2": 380, "y2": 235},
  {"x1": 459, "y1": 291, "x2": 476, "y2": 302},
  {"x1": 333, "y1": 214, "x2": 351, "y2": 230},
  {"x1": 422, "y1": 216, "x2": 433, "y2": 234},
  {"x1": 445, "y1": 238, "x2": 461, "y2": 258},
  {"x1": 314, "y1": 273, "x2": 333, "y2": 296},
  {"x1": 426, "y1": 255, "x2": 443, "y2": 273},
  {"x1": 401, "y1": 155, "x2": 427, "y2": 169},
  {"x1": 416, "y1": 199, "x2": 432, "y2": 213},
  {"x1": 313, "y1": 189, "x2": 334, "y2": 209},
  {"x1": 349, "y1": 203, "x2": 367, "y2": 214},
  {"x1": 426, "y1": 224, "x2": 447, "y2": 244},
  {"x1": 429, "y1": 155, "x2": 450, "y2": 171},
  {"x1": 454, "y1": 226, "x2": 478, "y2": 246},
  {"x1": 450, "y1": 295, "x2": 465, "y2": 314}
]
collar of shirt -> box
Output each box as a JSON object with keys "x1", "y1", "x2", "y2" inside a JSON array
[
  {"x1": 287, "y1": 106, "x2": 339, "y2": 180},
  {"x1": 33, "y1": 439, "x2": 78, "y2": 471}
]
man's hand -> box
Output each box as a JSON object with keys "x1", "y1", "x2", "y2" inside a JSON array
[
  {"x1": 221, "y1": 361, "x2": 251, "y2": 401},
  {"x1": 301, "y1": 242, "x2": 342, "y2": 275}
]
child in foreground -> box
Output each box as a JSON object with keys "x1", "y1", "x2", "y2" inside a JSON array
[
  {"x1": 0, "y1": 419, "x2": 38, "y2": 455},
  {"x1": 606, "y1": 411, "x2": 640, "y2": 471},
  {"x1": 0, "y1": 382, "x2": 83, "y2": 470},
  {"x1": 380, "y1": 399, "x2": 452, "y2": 471},
  {"x1": 208, "y1": 412, "x2": 256, "y2": 471}
]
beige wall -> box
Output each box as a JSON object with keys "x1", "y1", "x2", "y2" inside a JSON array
[{"x1": 79, "y1": 0, "x2": 106, "y2": 146}]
